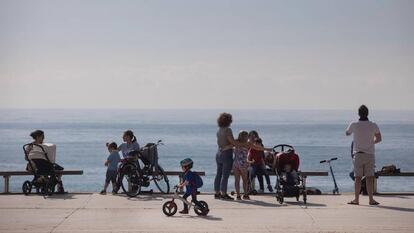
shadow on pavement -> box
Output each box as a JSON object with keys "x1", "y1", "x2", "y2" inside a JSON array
[
  {"x1": 44, "y1": 193, "x2": 79, "y2": 200},
  {"x1": 370, "y1": 205, "x2": 414, "y2": 213},
  {"x1": 233, "y1": 199, "x2": 279, "y2": 207},
  {"x1": 284, "y1": 201, "x2": 327, "y2": 207},
  {"x1": 168, "y1": 215, "x2": 223, "y2": 221}
]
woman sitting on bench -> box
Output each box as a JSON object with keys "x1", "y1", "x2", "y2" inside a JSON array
[{"x1": 25, "y1": 130, "x2": 65, "y2": 194}]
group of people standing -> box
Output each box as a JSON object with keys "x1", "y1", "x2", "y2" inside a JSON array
[
  {"x1": 214, "y1": 113, "x2": 273, "y2": 200},
  {"x1": 215, "y1": 105, "x2": 382, "y2": 205}
]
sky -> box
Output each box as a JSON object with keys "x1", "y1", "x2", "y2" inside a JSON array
[{"x1": 0, "y1": 0, "x2": 413, "y2": 110}]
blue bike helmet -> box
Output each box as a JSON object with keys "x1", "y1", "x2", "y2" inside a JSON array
[{"x1": 180, "y1": 158, "x2": 193, "y2": 169}]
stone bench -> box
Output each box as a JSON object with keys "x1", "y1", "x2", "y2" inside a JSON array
[{"x1": 0, "y1": 170, "x2": 84, "y2": 193}]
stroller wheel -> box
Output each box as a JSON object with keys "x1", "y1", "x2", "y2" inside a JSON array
[
  {"x1": 22, "y1": 181, "x2": 32, "y2": 195},
  {"x1": 40, "y1": 185, "x2": 48, "y2": 196},
  {"x1": 303, "y1": 193, "x2": 307, "y2": 204},
  {"x1": 40, "y1": 180, "x2": 54, "y2": 196},
  {"x1": 276, "y1": 193, "x2": 284, "y2": 204}
]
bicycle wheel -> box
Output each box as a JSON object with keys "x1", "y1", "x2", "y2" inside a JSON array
[
  {"x1": 120, "y1": 163, "x2": 142, "y2": 197},
  {"x1": 194, "y1": 200, "x2": 209, "y2": 216},
  {"x1": 162, "y1": 201, "x2": 177, "y2": 216},
  {"x1": 153, "y1": 165, "x2": 170, "y2": 194}
]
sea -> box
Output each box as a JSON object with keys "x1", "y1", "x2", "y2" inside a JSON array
[{"x1": 0, "y1": 109, "x2": 413, "y2": 193}]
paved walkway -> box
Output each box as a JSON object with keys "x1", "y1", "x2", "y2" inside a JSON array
[{"x1": 0, "y1": 193, "x2": 413, "y2": 233}]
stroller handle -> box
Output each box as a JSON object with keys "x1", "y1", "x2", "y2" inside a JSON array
[
  {"x1": 23, "y1": 143, "x2": 51, "y2": 163},
  {"x1": 273, "y1": 144, "x2": 294, "y2": 152}
]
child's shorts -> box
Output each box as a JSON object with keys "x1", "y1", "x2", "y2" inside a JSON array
[{"x1": 106, "y1": 169, "x2": 118, "y2": 183}]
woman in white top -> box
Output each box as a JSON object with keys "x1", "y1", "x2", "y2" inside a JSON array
[
  {"x1": 117, "y1": 130, "x2": 140, "y2": 158},
  {"x1": 25, "y1": 130, "x2": 65, "y2": 193}
]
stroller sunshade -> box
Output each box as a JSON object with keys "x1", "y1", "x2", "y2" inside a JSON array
[{"x1": 276, "y1": 150, "x2": 300, "y2": 172}]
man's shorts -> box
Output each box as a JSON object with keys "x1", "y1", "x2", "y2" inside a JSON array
[
  {"x1": 106, "y1": 169, "x2": 118, "y2": 183},
  {"x1": 353, "y1": 153, "x2": 375, "y2": 177}
]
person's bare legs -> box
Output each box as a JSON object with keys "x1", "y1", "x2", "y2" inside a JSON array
[
  {"x1": 351, "y1": 176, "x2": 361, "y2": 204},
  {"x1": 366, "y1": 176, "x2": 379, "y2": 204},
  {"x1": 241, "y1": 169, "x2": 249, "y2": 195},
  {"x1": 234, "y1": 168, "x2": 241, "y2": 197},
  {"x1": 100, "y1": 181, "x2": 109, "y2": 194},
  {"x1": 111, "y1": 180, "x2": 117, "y2": 192}
]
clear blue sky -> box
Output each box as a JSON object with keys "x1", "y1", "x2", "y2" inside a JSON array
[{"x1": 1, "y1": 0, "x2": 413, "y2": 109}]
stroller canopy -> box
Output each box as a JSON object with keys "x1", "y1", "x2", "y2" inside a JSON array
[{"x1": 275, "y1": 150, "x2": 300, "y2": 172}]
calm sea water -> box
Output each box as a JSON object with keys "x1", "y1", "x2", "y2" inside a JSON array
[{"x1": 1, "y1": 109, "x2": 413, "y2": 193}]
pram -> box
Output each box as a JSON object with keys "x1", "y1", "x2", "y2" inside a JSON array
[
  {"x1": 272, "y1": 144, "x2": 307, "y2": 204},
  {"x1": 22, "y1": 143, "x2": 62, "y2": 196}
]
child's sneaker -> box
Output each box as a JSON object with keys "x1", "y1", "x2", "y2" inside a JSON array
[
  {"x1": 267, "y1": 185, "x2": 274, "y2": 192},
  {"x1": 236, "y1": 195, "x2": 242, "y2": 200},
  {"x1": 179, "y1": 209, "x2": 189, "y2": 214},
  {"x1": 100, "y1": 190, "x2": 106, "y2": 195}
]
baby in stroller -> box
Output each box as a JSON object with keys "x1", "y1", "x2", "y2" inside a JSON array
[
  {"x1": 280, "y1": 163, "x2": 299, "y2": 186},
  {"x1": 272, "y1": 144, "x2": 307, "y2": 204},
  {"x1": 22, "y1": 130, "x2": 65, "y2": 195}
]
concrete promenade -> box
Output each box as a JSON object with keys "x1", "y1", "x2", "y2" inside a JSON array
[{"x1": 0, "y1": 193, "x2": 413, "y2": 233}]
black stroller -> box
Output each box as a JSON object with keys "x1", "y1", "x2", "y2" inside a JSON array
[
  {"x1": 272, "y1": 144, "x2": 307, "y2": 204},
  {"x1": 22, "y1": 143, "x2": 62, "y2": 196}
]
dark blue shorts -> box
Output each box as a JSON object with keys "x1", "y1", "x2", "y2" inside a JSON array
[{"x1": 106, "y1": 170, "x2": 117, "y2": 183}]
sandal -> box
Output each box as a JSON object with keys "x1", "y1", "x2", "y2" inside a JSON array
[
  {"x1": 369, "y1": 201, "x2": 380, "y2": 205},
  {"x1": 347, "y1": 200, "x2": 359, "y2": 205}
]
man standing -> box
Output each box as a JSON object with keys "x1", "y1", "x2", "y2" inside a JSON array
[{"x1": 346, "y1": 105, "x2": 382, "y2": 205}]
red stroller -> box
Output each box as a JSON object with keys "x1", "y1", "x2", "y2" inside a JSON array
[{"x1": 272, "y1": 144, "x2": 307, "y2": 204}]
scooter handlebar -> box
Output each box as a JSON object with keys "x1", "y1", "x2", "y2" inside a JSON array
[
  {"x1": 331, "y1": 157, "x2": 338, "y2": 161},
  {"x1": 320, "y1": 160, "x2": 326, "y2": 163}
]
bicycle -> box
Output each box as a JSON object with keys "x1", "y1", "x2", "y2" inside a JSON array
[
  {"x1": 162, "y1": 186, "x2": 209, "y2": 216},
  {"x1": 118, "y1": 140, "x2": 170, "y2": 197}
]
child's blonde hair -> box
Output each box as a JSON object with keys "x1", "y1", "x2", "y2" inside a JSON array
[{"x1": 237, "y1": 130, "x2": 249, "y2": 143}]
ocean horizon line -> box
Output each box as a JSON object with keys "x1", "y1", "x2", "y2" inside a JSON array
[{"x1": 1, "y1": 108, "x2": 414, "y2": 112}]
